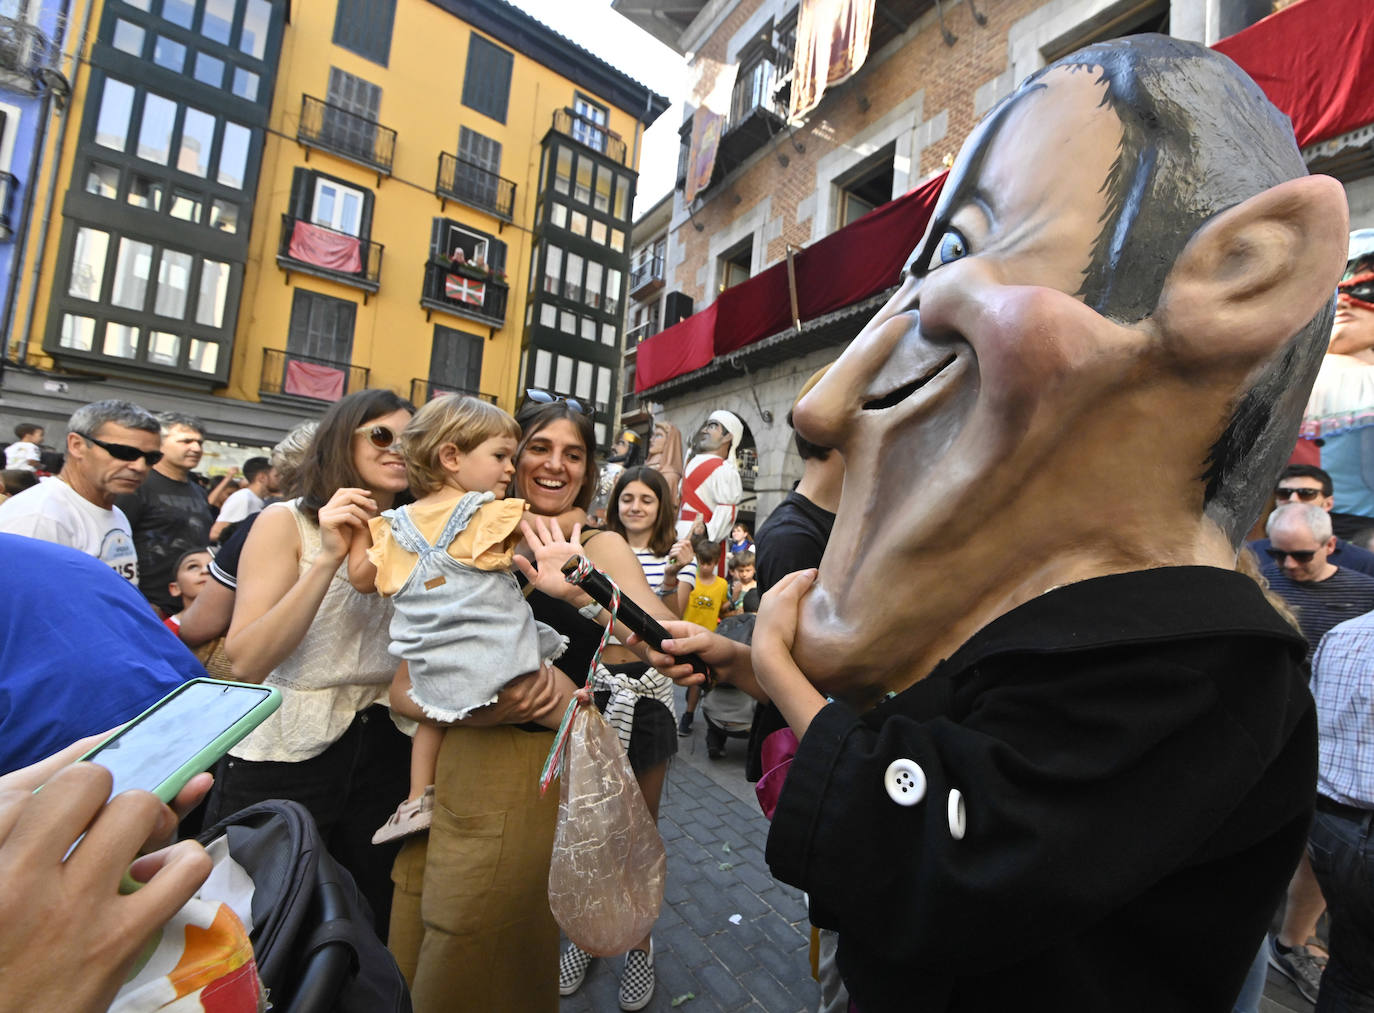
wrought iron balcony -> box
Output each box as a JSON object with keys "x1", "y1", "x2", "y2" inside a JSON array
[
  {"x1": 421, "y1": 259, "x2": 508, "y2": 326},
  {"x1": 276, "y1": 214, "x2": 383, "y2": 294},
  {"x1": 624, "y1": 320, "x2": 659, "y2": 350},
  {"x1": 0, "y1": 17, "x2": 59, "y2": 94},
  {"x1": 0, "y1": 171, "x2": 18, "y2": 241},
  {"x1": 260, "y1": 348, "x2": 369, "y2": 403},
  {"x1": 436, "y1": 152, "x2": 515, "y2": 221},
  {"x1": 297, "y1": 95, "x2": 396, "y2": 176},
  {"x1": 629, "y1": 255, "x2": 665, "y2": 299},
  {"x1": 409, "y1": 379, "x2": 498, "y2": 406},
  {"x1": 551, "y1": 108, "x2": 627, "y2": 165}
]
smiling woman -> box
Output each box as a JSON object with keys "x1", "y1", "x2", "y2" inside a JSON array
[
  {"x1": 391, "y1": 398, "x2": 687, "y2": 1011},
  {"x1": 205, "y1": 389, "x2": 415, "y2": 937}
]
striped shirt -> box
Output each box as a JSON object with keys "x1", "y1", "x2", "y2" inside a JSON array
[
  {"x1": 634, "y1": 547, "x2": 696, "y2": 594},
  {"x1": 1264, "y1": 566, "x2": 1374, "y2": 664},
  {"x1": 1310, "y1": 610, "x2": 1374, "y2": 808}
]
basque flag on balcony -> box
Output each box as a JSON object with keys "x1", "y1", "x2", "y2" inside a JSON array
[{"x1": 445, "y1": 273, "x2": 486, "y2": 306}]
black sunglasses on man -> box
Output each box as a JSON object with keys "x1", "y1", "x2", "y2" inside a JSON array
[{"x1": 78, "y1": 432, "x2": 163, "y2": 467}]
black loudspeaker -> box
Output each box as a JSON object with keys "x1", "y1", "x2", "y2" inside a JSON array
[{"x1": 664, "y1": 290, "x2": 694, "y2": 326}]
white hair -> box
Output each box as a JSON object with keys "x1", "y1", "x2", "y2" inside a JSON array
[{"x1": 1266, "y1": 502, "x2": 1333, "y2": 542}]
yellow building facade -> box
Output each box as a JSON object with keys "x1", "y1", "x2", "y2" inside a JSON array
[{"x1": 5, "y1": 0, "x2": 666, "y2": 446}]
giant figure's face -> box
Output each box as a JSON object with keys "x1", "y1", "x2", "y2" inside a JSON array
[{"x1": 789, "y1": 67, "x2": 1244, "y2": 697}]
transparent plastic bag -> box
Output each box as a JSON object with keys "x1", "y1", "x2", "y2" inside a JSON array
[{"x1": 546, "y1": 698, "x2": 666, "y2": 956}]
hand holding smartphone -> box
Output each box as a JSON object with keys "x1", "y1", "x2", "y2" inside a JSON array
[{"x1": 75, "y1": 678, "x2": 281, "y2": 804}]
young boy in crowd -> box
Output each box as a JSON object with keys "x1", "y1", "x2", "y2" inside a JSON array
[
  {"x1": 676, "y1": 537, "x2": 729, "y2": 736},
  {"x1": 724, "y1": 549, "x2": 759, "y2": 616},
  {"x1": 162, "y1": 548, "x2": 212, "y2": 636}
]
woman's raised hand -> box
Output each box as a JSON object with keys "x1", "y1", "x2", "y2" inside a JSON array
[
  {"x1": 665, "y1": 537, "x2": 694, "y2": 575},
  {"x1": 514, "y1": 514, "x2": 585, "y2": 602},
  {"x1": 317, "y1": 487, "x2": 379, "y2": 562}
]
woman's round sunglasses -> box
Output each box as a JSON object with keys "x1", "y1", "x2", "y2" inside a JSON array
[{"x1": 354, "y1": 424, "x2": 403, "y2": 450}]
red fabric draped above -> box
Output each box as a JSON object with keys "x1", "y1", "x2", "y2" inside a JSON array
[
  {"x1": 636, "y1": 171, "x2": 945, "y2": 392},
  {"x1": 289, "y1": 220, "x2": 362, "y2": 274},
  {"x1": 1212, "y1": 0, "x2": 1374, "y2": 148},
  {"x1": 284, "y1": 359, "x2": 346, "y2": 401}
]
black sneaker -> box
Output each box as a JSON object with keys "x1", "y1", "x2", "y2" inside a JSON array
[
  {"x1": 619, "y1": 941, "x2": 654, "y2": 1011},
  {"x1": 559, "y1": 941, "x2": 594, "y2": 996},
  {"x1": 677, "y1": 711, "x2": 694, "y2": 737},
  {"x1": 1268, "y1": 934, "x2": 1324, "y2": 1003}
]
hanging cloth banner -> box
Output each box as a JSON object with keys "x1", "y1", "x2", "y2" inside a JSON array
[
  {"x1": 789, "y1": 0, "x2": 876, "y2": 121},
  {"x1": 683, "y1": 61, "x2": 738, "y2": 204}
]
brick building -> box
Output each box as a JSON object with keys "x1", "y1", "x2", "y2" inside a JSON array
[{"x1": 612, "y1": 0, "x2": 1325, "y2": 524}]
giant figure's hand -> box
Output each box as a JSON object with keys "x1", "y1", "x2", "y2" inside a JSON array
[{"x1": 754, "y1": 569, "x2": 828, "y2": 739}]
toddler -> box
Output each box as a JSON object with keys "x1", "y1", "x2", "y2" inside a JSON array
[{"x1": 349, "y1": 395, "x2": 567, "y2": 843}]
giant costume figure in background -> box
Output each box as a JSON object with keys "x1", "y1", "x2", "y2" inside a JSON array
[
  {"x1": 1301, "y1": 228, "x2": 1374, "y2": 538},
  {"x1": 747, "y1": 36, "x2": 1349, "y2": 1011},
  {"x1": 677, "y1": 409, "x2": 744, "y2": 560}
]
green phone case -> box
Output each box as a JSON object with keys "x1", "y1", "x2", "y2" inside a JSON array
[{"x1": 78, "y1": 678, "x2": 282, "y2": 804}]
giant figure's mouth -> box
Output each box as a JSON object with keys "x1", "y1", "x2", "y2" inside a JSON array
[{"x1": 861, "y1": 353, "x2": 958, "y2": 411}]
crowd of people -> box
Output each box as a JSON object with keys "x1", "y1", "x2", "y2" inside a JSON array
[{"x1": 0, "y1": 386, "x2": 771, "y2": 1012}]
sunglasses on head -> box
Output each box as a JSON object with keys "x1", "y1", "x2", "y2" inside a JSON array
[
  {"x1": 79, "y1": 433, "x2": 163, "y2": 467},
  {"x1": 1264, "y1": 547, "x2": 1319, "y2": 564},
  {"x1": 524, "y1": 389, "x2": 592, "y2": 416},
  {"x1": 1275, "y1": 486, "x2": 1323, "y2": 502},
  {"x1": 354, "y1": 424, "x2": 403, "y2": 450}
]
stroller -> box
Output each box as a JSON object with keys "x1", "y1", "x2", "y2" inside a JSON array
[
  {"x1": 701, "y1": 614, "x2": 758, "y2": 759},
  {"x1": 195, "y1": 800, "x2": 411, "y2": 1013}
]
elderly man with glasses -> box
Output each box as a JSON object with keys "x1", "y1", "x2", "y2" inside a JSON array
[
  {"x1": 0, "y1": 399, "x2": 161, "y2": 582},
  {"x1": 1249, "y1": 464, "x2": 1374, "y2": 577}
]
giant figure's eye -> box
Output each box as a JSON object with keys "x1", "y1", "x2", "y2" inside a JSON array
[{"x1": 936, "y1": 229, "x2": 968, "y2": 265}]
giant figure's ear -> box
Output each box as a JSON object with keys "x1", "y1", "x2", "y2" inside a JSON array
[{"x1": 1152, "y1": 175, "x2": 1348, "y2": 365}]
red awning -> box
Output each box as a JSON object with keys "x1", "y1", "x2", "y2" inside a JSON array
[
  {"x1": 636, "y1": 171, "x2": 945, "y2": 392},
  {"x1": 1212, "y1": 0, "x2": 1374, "y2": 148}
]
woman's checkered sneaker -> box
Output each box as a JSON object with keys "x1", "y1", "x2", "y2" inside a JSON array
[
  {"x1": 559, "y1": 941, "x2": 594, "y2": 996},
  {"x1": 618, "y1": 940, "x2": 655, "y2": 1011}
]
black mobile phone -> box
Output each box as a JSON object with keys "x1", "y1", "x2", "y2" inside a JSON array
[{"x1": 561, "y1": 557, "x2": 715, "y2": 684}]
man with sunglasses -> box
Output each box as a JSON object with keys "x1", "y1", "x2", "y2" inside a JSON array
[
  {"x1": 0, "y1": 399, "x2": 160, "y2": 583},
  {"x1": 1258, "y1": 500, "x2": 1374, "y2": 998},
  {"x1": 1249, "y1": 464, "x2": 1374, "y2": 578},
  {"x1": 114, "y1": 413, "x2": 218, "y2": 617},
  {"x1": 1302, "y1": 229, "x2": 1374, "y2": 539}
]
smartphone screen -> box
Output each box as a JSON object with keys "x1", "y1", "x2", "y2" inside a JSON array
[{"x1": 85, "y1": 681, "x2": 276, "y2": 800}]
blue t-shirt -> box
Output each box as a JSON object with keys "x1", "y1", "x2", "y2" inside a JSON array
[{"x1": 0, "y1": 534, "x2": 204, "y2": 775}]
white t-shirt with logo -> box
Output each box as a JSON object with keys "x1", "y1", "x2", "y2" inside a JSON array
[
  {"x1": 4, "y1": 441, "x2": 40, "y2": 471},
  {"x1": 0, "y1": 477, "x2": 139, "y2": 582}
]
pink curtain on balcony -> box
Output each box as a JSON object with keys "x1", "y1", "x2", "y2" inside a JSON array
[
  {"x1": 289, "y1": 220, "x2": 362, "y2": 274},
  {"x1": 284, "y1": 359, "x2": 345, "y2": 401}
]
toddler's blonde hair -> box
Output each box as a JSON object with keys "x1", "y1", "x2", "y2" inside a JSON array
[{"x1": 404, "y1": 394, "x2": 521, "y2": 495}]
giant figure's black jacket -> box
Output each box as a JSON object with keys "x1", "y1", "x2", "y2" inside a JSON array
[{"x1": 766, "y1": 567, "x2": 1316, "y2": 1011}]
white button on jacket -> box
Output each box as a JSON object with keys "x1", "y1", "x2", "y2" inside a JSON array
[{"x1": 883, "y1": 758, "x2": 927, "y2": 806}]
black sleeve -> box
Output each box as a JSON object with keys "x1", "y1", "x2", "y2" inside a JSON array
[
  {"x1": 210, "y1": 510, "x2": 260, "y2": 586},
  {"x1": 113, "y1": 489, "x2": 144, "y2": 527},
  {"x1": 756, "y1": 527, "x2": 825, "y2": 593}
]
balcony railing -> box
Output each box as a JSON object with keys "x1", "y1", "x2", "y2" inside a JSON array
[
  {"x1": 0, "y1": 17, "x2": 59, "y2": 94},
  {"x1": 629, "y1": 255, "x2": 664, "y2": 299},
  {"x1": 421, "y1": 260, "x2": 508, "y2": 326},
  {"x1": 277, "y1": 214, "x2": 383, "y2": 293},
  {"x1": 729, "y1": 57, "x2": 788, "y2": 129},
  {"x1": 297, "y1": 94, "x2": 396, "y2": 176},
  {"x1": 551, "y1": 108, "x2": 627, "y2": 165},
  {"x1": 409, "y1": 379, "x2": 499, "y2": 406},
  {"x1": 436, "y1": 152, "x2": 515, "y2": 221},
  {"x1": 624, "y1": 320, "x2": 659, "y2": 349},
  {"x1": 260, "y1": 348, "x2": 369, "y2": 403},
  {"x1": 0, "y1": 171, "x2": 18, "y2": 241}
]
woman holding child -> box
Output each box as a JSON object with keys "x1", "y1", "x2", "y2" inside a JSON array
[
  {"x1": 389, "y1": 395, "x2": 685, "y2": 1013},
  {"x1": 204, "y1": 389, "x2": 415, "y2": 935}
]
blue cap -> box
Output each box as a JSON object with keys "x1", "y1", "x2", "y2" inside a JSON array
[{"x1": 1349, "y1": 229, "x2": 1374, "y2": 265}]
